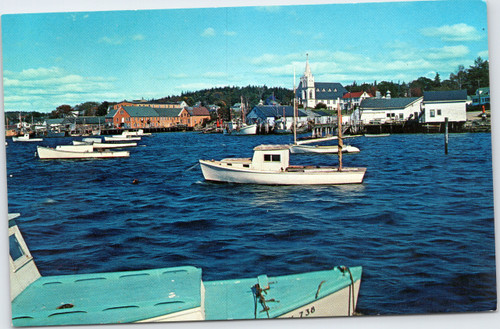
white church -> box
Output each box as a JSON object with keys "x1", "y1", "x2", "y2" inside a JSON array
[{"x1": 296, "y1": 55, "x2": 347, "y2": 110}]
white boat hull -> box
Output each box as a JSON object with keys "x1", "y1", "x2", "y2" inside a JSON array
[
  {"x1": 37, "y1": 146, "x2": 129, "y2": 159},
  {"x1": 12, "y1": 135, "x2": 43, "y2": 142},
  {"x1": 104, "y1": 136, "x2": 141, "y2": 142},
  {"x1": 225, "y1": 124, "x2": 257, "y2": 135},
  {"x1": 72, "y1": 140, "x2": 137, "y2": 148},
  {"x1": 290, "y1": 144, "x2": 360, "y2": 154},
  {"x1": 199, "y1": 160, "x2": 365, "y2": 185}
]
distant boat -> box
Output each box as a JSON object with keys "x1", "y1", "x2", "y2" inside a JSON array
[
  {"x1": 199, "y1": 144, "x2": 366, "y2": 185},
  {"x1": 36, "y1": 144, "x2": 129, "y2": 159},
  {"x1": 224, "y1": 96, "x2": 258, "y2": 135},
  {"x1": 290, "y1": 144, "x2": 360, "y2": 154},
  {"x1": 12, "y1": 134, "x2": 43, "y2": 142},
  {"x1": 122, "y1": 129, "x2": 152, "y2": 137},
  {"x1": 364, "y1": 133, "x2": 390, "y2": 137},
  {"x1": 9, "y1": 213, "x2": 362, "y2": 325},
  {"x1": 73, "y1": 138, "x2": 137, "y2": 149},
  {"x1": 224, "y1": 121, "x2": 258, "y2": 135},
  {"x1": 104, "y1": 135, "x2": 141, "y2": 142}
]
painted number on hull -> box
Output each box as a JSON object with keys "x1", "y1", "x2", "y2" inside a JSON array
[{"x1": 292, "y1": 306, "x2": 315, "y2": 318}]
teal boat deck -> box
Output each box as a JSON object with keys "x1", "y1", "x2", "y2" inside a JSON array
[
  {"x1": 204, "y1": 266, "x2": 362, "y2": 320},
  {"x1": 12, "y1": 266, "x2": 201, "y2": 326}
]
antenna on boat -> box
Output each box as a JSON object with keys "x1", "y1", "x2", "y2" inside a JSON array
[
  {"x1": 337, "y1": 104, "x2": 343, "y2": 171},
  {"x1": 293, "y1": 66, "x2": 297, "y2": 145}
]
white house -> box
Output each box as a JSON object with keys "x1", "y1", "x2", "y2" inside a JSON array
[
  {"x1": 342, "y1": 91, "x2": 373, "y2": 110},
  {"x1": 296, "y1": 56, "x2": 347, "y2": 110},
  {"x1": 359, "y1": 97, "x2": 423, "y2": 124},
  {"x1": 421, "y1": 90, "x2": 467, "y2": 123}
]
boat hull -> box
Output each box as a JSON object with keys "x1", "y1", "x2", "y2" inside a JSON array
[
  {"x1": 199, "y1": 160, "x2": 366, "y2": 185},
  {"x1": 104, "y1": 136, "x2": 141, "y2": 142},
  {"x1": 290, "y1": 144, "x2": 360, "y2": 154},
  {"x1": 37, "y1": 146, "x2": 129, "y2": 159},
  {"x1": 225, "y1": 124, "x2": 257, "y2": 135}
]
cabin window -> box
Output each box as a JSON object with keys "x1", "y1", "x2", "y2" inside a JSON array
[
  {"x1": 264, "y1": 154, "x2": 281, "y2": 162},
  {"x1": 430, "y1": 110, "x2": 435, "y2": 117},
  {"x1": 437, "y1": 109, "x2": 442, "y2": 116},
  {"x1": 9, "y1": 235, "x2": 25, "y2": 261},
  {"x1": 243, "y1": 164, "x2": 250, "y2": 168}
]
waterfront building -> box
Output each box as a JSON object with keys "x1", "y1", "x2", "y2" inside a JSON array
[
  {"x1": 107, "y1": 105, "x2": 191, "y2": 129},
  {"x1": 186, "y1": 106, "x2": 211, "y2": 127},
  {"x1": 296, "y1": 56, "x2": 347, "y2": 110},
  {"x1": 471, "y1": 87, "x2": 490, "y2": 106},
  {"x1": 247, "y1": 105, "x2": 308, "y2": 128},
  {"x1": 359, "y1": 97, "x2": 423, "y2": 124},
  {"x1": 421, "y1": 90, "x2": 467, "y2": 123}
]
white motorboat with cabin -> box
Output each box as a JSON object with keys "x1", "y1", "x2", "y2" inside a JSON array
[
  {"x1": 199, "y1": 144, "x2": 365, "y2": 185},
  {"x1": 9, "y1": 213, "x2": 362, "y2": 326},
  {"x1": 12, "y1": 134, "x2": 43, "y2": 142},
  {"x1": 36, "y1": 144, "x2": 129, "y2": 159}
]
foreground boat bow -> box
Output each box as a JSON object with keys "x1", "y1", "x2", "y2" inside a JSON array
[{"x1": 9, "y1": 213, "x2": 362, "y2": 326}]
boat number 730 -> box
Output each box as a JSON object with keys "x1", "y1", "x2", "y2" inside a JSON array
[{"x1": 291, "y1": 306, "x2": 316, "y2": 318}]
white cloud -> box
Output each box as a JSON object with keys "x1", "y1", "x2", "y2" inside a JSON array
[
  {"x1": 201, "y1": 27, "x2": 216, "y2": 37},
  {"x1": 224, "y1": 30, "x2": 237, "y2": 36},
  {"x1": 3, "y1": 67, "x2": 119, "y2": 112},
  {"x1": 478, "y1": 50, "x2": 489, "y2": 58},
  {"x1": 98, "y1": 36, "x2": 123, "y2": 45},
  {"x1": 132, "y1": 34, "x2": 145, "y2": 41},
  {"x1": 426, "y1": 45, "x2": 469, "y2": 60},
  {"x1": 420, "y1": 23, "x2": 482, "y2": 41}
]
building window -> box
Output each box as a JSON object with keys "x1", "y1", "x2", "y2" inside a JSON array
[
  {"x1": 437, "y1": 109, "x2": 442, "y2": 116},
  {"x1": 430, "y1": 110, "x2": 435, "y2": 117},
  {"x1": 264, "y1": 154, "x2": 281, "y2": 162}
]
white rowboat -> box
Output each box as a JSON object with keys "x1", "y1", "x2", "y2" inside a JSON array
[{"x1": 37, "y1": 145, "x2": 129, "y2": 159}]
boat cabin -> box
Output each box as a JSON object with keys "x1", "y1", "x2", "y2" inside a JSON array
[
  {"x1": 9, "y1": 214, "x2": 41, "y2": 301},
  {"x1": 251, "y1": 145, "x2": 290, "y2": 171}
]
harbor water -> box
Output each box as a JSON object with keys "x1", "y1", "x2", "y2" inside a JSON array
[{"x1": 6, "y1": 132, "x2": 496, "y2": 315}]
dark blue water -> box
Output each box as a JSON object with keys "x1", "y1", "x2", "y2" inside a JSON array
[{"x1": 6, "y1": 132, "x2": 496, "y2": 315}]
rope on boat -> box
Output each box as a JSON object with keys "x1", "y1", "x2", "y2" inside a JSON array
[
  {"x1": 185, "y1": 162, "x2": 200, "y2": 172},
  {"x1": 339, "y1": 266, "x2": 356, "y2": 316}
]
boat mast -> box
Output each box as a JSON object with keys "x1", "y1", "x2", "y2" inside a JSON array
[
  {"x1": 293, "y1": 67, "x2": 297, "y2": 144},
  {"x1": 337, "y1": 104, "x2": 343, "y2": 171}
]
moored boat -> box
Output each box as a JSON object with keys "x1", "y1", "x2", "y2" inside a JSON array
[
  {"x1": 9, "y1": 213, "x2": 362, "y2": 326},
  {"x1": 12, "y1": 134, "x2": 43, "y2": 142},
  {"x1": 199, "y1": 144, "x2": 366, "y2": 185},
  {"x1": 290, "y1": 144, "x2": 360, "y2": 154},
  {"x1": 36, "y1": 145, "x2": 129, "y2": 159},
  {"x1": 104, "y1": 135, "x2": 142, "y2": 142},
  {"x1": 73, "y1": 139, "x2": 137, "y2": 149}
]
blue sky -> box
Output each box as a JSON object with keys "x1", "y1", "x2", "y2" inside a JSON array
[{"x1": 1, "y1": 0, "x2": 490, "y2": 112}]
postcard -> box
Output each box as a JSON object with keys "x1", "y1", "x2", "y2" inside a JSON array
[{"x1": 2, "y1": 0, "x2": 496, "y2": 328}]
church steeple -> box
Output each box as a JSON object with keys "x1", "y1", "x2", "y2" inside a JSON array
[
  {"x1": 300, "y1": 53, "x2": 315, "y2": 108},
  {"x1": 304, "y1": 53, "x2": 312, "y2": 76}
]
